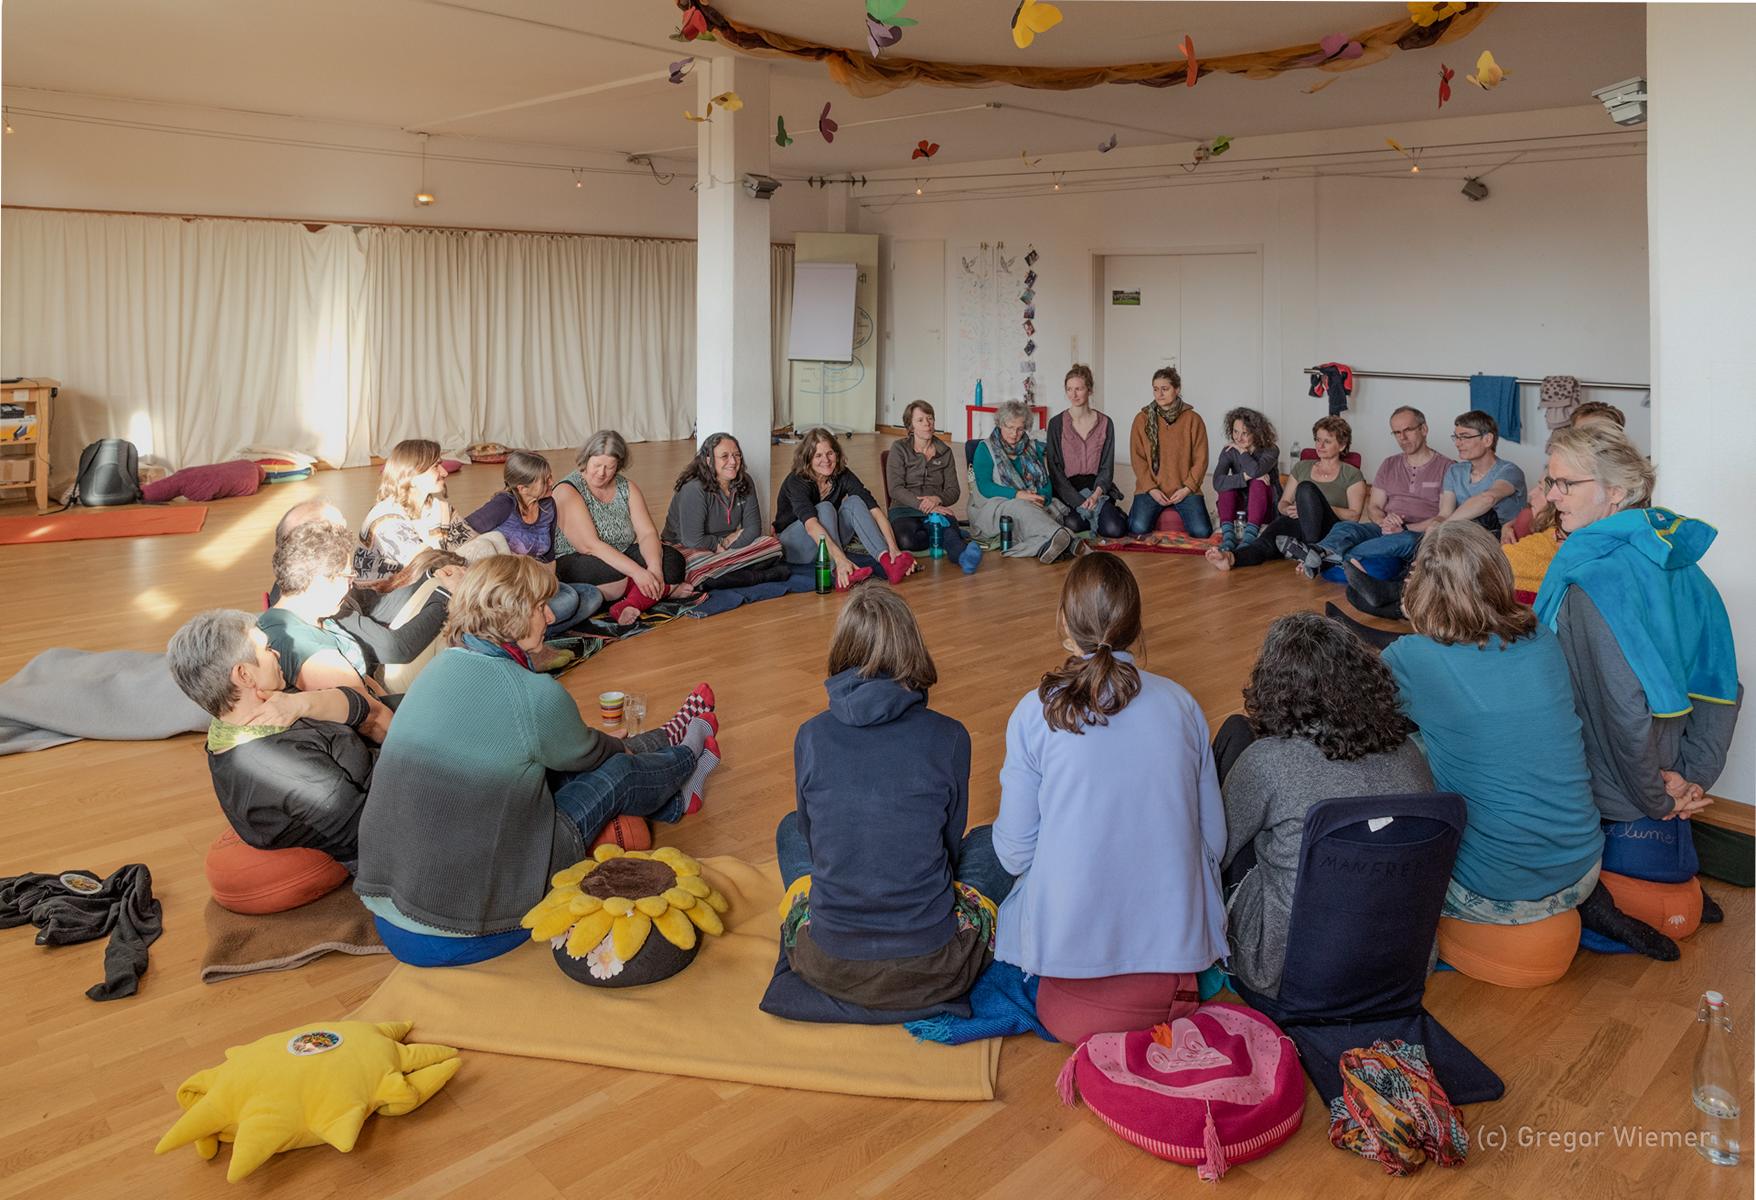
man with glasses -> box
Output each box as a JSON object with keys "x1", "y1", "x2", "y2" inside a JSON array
[
  {"x1": 1288, "y1": 406, "x2": 1452, "y2": 574},
  {"x1": 1434, "y1": 410, "x2": 1527, "y2": 533}
]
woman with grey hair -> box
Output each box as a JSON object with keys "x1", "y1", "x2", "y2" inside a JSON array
[
  {"x1": 552, "y1": 429, "x2": 692, "y2": 625},
  {"x1": 167, "y1": 609, "x2": 383, "y2": 864},
  {"x1": 969, "y1": 401, "x2": 1077, "y2": 562}
]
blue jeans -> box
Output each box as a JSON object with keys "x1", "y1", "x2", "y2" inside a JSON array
[
  {"x1": 780, "y1": 498, "x2": 889, "y2": 564},
  {"x1": 545, "y1": 582, "x2": 603, "y2": 636},
  {"x1": 550, "y1": 730, "x2": 696, "y2": 841},
  {"x1": 1126, "y1": 491, "x2": 1213, "y2": 538},
  {"x1": 775, "y1": 812, "x2": 1016, "y2": 904},
  {"x1": 1321, "y1": 525, "x2": 1422, "y2": 564},
  {"x1": 1069, "y1": 488, "x2": 1128, "y2": 539}
]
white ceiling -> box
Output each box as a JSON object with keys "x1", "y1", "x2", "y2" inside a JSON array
[{"x1": 2, "y1": 1, "x2": 1645, "y2": 174}]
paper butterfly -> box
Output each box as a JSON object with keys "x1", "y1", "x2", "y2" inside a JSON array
[
  {"x1": 1208, "y1": 135, "x2": 1232, "y2": 157},
  {"x1": 960, "y1": 255, "x2": 977, "y2": 273},
  {"x1": 867, "y1": 15, "x2": 903, "y2": 57},
  {"x1": 775, "y1": 116, "x2": 793, "y2": 148},
  {"x1": 912, "y1": 139, "x2": 939, "y2": 159},
  {"x1": 998, "y1": 254, "x2": 1017, "y2": 274},
  {"x1": 676, "y1": 5, "x2": 708, "y2": 41},
  {"x1": 1307, "y1": 32, "x2": 1364, "y2": 65},
  {"x1": 1407, "y1": 1, "x2": 1466, "y2": 28},
  {"x1": 1466, "y1": 50, "x2": 1507, "y2": 90},
  {"x1": 1437, "y1": 63, "x2": 1454, "y2": 108},
  {"x1": 1098, "y1": 133, "x2": 1118, "y2": 153},
  {"x1": 867, "y1": 0, "x2": 918, "y2": 25},
  {"x1": 669, "y1": 57, "x2": 694, "y2": 85},
  {"x1": 1011, "y1": 0, "x2": 1062, "y2": 49},
  {"x1": 712, "y1": 92, "x2": 743, "y2": 113},
  {"x1": 818, "y1": 102, "x2": 838, "y2": 143},
  {"x1": 1180, "y1": 35, "x2": 1198, "y2": 87},
  {"x1": 1020, "y1": 149, "x2": 1042, "y2": 167}
]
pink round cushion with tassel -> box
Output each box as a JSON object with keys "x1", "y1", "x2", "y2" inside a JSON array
[{"x1": 1056, "y1": 1003, "x2": 1305, "y2": 1181}]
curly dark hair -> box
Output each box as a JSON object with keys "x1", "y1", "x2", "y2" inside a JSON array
[
  {"x1": 1221, "y1": 407, "x2": 1278, "y2": 455},
  {"x1": 1241, "y1": 612, "x2": 1414, "y2": 761},
  {"x1": 672, "y1": 432, "x2": 753, "y2": 501}
]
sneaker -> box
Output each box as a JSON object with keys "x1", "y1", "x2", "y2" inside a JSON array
[
  {"x1": 1039, "y1": 527, "x2": 1074, "y2": 563},
  {"x1": 958, "y1": 541, "x2": 984, "y2": 574}
]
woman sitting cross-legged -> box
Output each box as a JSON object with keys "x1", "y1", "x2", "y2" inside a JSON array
[
  {"x1": 552, "y1": 430, "x2": 693, "y2": 626},
  {"x1": 775, "y1": 427, "x2": 915, "y2": 589},
  {"x1": 1216, "y1": 612, "x2": 1434, "y2": 1000},
  {"x1": 1046, "y1": 364, "x2": 1128, "y2": 541},
  {"x1": 1380, "y1": 521, "x2": 1656, "y2": 955},
  {"x1": 992, "y1": 553, "x2": 1227, "y2": 1043},
  {"x1": 661, "y1": 432, "x2": 788, "y2": 590},
  {"x1": 462, "y1": 451, "x2": 602, "y2": 635},
  {"x1": 775, "y1": 582, "x2": 1013, "y2": 1011},
  {"x1": 970, "y1": 400, "x2": 1078, "y2": 564},
  {"x1": 353, "y1": 556, "x2": 720, "y2": 967},
  {"x1": 1207, "y1": 415, "x2": 1365, "y2": 572},
  {"x1": 362, "y1": 439, "x2": 506, "y2": 569},
  {"x1": 886, "y1": 400, "x2": 983, "y2": 573}
]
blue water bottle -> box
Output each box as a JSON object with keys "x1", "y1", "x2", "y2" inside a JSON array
[{"x1": 928, "y1": 514, "x2": 945, "y2": 558}]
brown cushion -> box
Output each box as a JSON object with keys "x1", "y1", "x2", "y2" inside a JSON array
[{"x1": 205, "y1": 829, "x2": 349, "y2": 915}]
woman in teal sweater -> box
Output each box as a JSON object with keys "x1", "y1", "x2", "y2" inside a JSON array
[
  {"x1": 354, "y1": 556, "x2": 719, "y2": 966},
  {"x1": 968, "y1": 401, "x2": 1078, "y2": 563}
]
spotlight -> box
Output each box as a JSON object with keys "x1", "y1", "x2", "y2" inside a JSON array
[
  {"x1": 1592, "y1": 77, "x2": 1647, "y2": 126},
  {"x1": 914, "y1": 180, "x2": 924, "y2": 196},
  {"x1": 414, "y1": 191, "x2": 437, "y2": 206},
  {"x1": 1461, "y1": 176, "x2": 1489, "y2": 201},
  {"x1": 3, "y1": 109, "x2": 12, "y2": 135}
]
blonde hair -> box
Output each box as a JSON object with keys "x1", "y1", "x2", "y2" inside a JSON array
[
  {"x1": 1402, "y1": 521, "x2": 1536, "y2": 648},
  {"x1": 443, "y1": 556, "x2": 557, "y2": 646},
  {"x1": 377, "y1": 439, "x2": 445, "y2": 518},
  {"x1": 826, "y1": 582, "x2": 938, "y2": 693},
  {"x1": 1546, "y1": 423, "x2": 1654, "y2": 510}
]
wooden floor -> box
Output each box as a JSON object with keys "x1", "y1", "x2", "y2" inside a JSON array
[{"x1": 0, "y1": 435, "x2": 1749, "y2": 1199}]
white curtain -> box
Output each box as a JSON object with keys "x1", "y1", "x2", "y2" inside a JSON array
[
  {"x1": 0, "y1": 209, "x2": 371, "y2": 482},
  {"x1": 770, "y1": 242, "x2": 795, "y2": 426},
  {"x1": 368, "y1": 228, "x2": 696, "y2": 454}
]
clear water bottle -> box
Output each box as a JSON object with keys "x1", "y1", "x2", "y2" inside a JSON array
[{"x1": 1693, "y1": 990, "x2": 1742, "y2": 1165}]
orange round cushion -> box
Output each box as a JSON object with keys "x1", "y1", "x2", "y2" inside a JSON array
[
  {"x1": 1437, "y1": 909, "x2": 1580, "y2": 989},
  {"x1": 1599, "y1": 871, "x2": 1703, "y2": 941},
  {"x1": 590, "y1": 815, "x2": 653, "y2": 853},
  {"x1": 205, "y1": 829, "x2": 349, "y2": 915}
]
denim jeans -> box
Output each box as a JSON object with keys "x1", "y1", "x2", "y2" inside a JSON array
[
  {"x1": 1068, "y1": 488, "x2": 1128, "y2": 539},
  {"x1": 775, "y1": 812, "x2": 1017, "y2": 904},
  {"x1": 1126, "y1": 491, "x2": 1214, "y2": 538},
  {"x1": 1331, "y1": 527, "x2": 1423, "y2": 564},
  {"x1": 780, "y1": 498, "x2": 889, "y2": 564},
  {"x1": 550, "y1": 730, "x2": 695, "y2": 842},
  {"x1": 544, "y1": 582, "x2": 603, "y2": 636}
]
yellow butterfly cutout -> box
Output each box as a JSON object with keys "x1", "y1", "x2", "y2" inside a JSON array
[
  {"x1": 1011, "y1": 0, "x2": 1062, "y2": 49},
  {"x1": 684, "y1": 108, "x2": 712, "y2": 123},
  {"x1": 1407, "y1": 1, "x2": 1466, "y2": 28},
  {"x1": 712, "y1": 91, "x2": 744, "y2": 112},
  {"x1": 1465, "y1": 50, "x2": 1507, "y2": 90}
]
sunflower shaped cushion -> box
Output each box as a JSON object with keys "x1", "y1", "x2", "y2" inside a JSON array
[
  {"x1": 155, "y1": 1020, "x2": 459, "y2": 1182},
  {"x1": 1056, "y1": 1004, "x2": 1304, "y2": 1181},
  {"x1": 521, "y1": 845, "x2": 728, "y2": 989}
]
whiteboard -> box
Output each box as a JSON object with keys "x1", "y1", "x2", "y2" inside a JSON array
[{"x1": 787, "y1": 261, "x2": 858, "y2": 361}]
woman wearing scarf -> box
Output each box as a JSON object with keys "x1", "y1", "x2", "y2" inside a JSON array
[
  {"x1": 1535, "y1": 423, "x2": 1740, "y2": 959},
  {"x1": 1127, "y1": 367, "x2": 1214, "y2": 539},
  {"x1": 969, "y1": 400, "x2": 1078, "y2": 563},
  {"x1": 353, "y1": 556, "x2": 721, "y2": 967}
]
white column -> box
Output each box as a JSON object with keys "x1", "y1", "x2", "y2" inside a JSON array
[
  {"x1": 1648, "y1": 4, "x2": 1756, "y2": 804},
  {"x1": 696, "y1": 57, "x2": 773, "y2": 492}
]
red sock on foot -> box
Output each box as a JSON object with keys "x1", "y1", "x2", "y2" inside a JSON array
[
  {"x1": 660, "y1": 684, "x2": 718, "y2": 745},
  {"x1": 608, "y1": 577, "x2": 660, "y2": 622}
]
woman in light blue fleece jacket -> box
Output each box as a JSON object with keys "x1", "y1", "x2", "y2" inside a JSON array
[{"x1": 992, "y1": 552, "x2": 1228, "y2": 1043}]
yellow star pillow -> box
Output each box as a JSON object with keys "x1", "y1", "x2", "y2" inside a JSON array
[{"x1": 155, "y1": 1020, "x2": 460, "y2": 1182}]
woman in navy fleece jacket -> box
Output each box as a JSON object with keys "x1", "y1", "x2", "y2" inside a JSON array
[{"x1": 775, "y1": 583, "x2": 1013, "y2": 1011}]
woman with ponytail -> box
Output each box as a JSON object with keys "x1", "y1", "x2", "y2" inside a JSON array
[{"x1": 991, "y1": 553, "x2": 1228, "y2": 1043}]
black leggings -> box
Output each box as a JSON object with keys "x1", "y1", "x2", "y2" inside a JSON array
[
  {"x1": 555, "y1": 543, "x2": 686, "y2": 587},
  {"x1": 889, "y1": 510, "x2": 971, "y2": 558},
  {"x1": 1229, "y1": 481, "x2": 1339, "y2": 568}
]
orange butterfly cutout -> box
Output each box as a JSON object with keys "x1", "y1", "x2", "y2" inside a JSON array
[
  {"x1": 912, "y1": 140, "x2": 939, "y2": 159},
  {"x1": 1180, "y1": 35, "x2": 1198, "y2": 87}
]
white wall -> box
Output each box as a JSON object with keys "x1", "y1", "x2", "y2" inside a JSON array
[
  {"x1": 864, "y1": 106, "x2": 1649, "y2": 485},
  {"x1": 0, "y1": 88, "x2": 819, "y2": 239},
  {"x1": 1648, "y1": 5, "x2": 1755, "y2": 806}
]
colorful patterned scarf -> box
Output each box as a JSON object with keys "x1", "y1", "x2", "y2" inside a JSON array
[
  {"x1": 984, "y1": 425, "x2": 1049, "y2": 496},
  {"x1": 1141, "y1": 397, "x2": 1191, "y2": 476},
  {"x1": 1327, "y1": 1039, "x2": 1468, "y2": 1176},
  {"x1": 461, "y1": 632, "x2": 532, "y2": 670},
  {"x1": 778, "y1": 874, "x2": 998, "y2": 954}
]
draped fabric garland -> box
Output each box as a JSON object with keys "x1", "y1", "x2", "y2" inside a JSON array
[{"x1": 677, "y1": 1, "x2": 1494, "y2": 98}]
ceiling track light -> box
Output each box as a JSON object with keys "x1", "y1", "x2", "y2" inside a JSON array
[
  {"x1": 3, "y1": 108, "x2": 13, "y2": 135},
  {"x1": 1052, "y1": 172, "x2": 1063, "y2": 191},
  {"x1": 413, "y1": 133, "x2": 437, "y2": 207},
  {"x1": 914, "y1": 180, "x2": 924, "y2": 196},
  {"x1": 573, "y1": 169, "x2": 584, "y2": 189}
]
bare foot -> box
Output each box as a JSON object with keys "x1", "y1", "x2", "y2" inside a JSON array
[
  {"x1": 1205, "y1": 547, "x2": 1234, "y2": 571},
  {"x1": 615, "y1": 606, "x2": 641, "y2": 627},
  {"x1": 670, "y1": 583, "x2": 697, "y2": 599}
]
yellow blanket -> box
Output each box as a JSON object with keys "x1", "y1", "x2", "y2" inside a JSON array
[{"x1": 349, "y1": 856, "x2": 999, "y2": 1100}]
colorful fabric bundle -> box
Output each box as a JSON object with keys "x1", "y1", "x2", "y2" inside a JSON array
[
  {"x1": 1056, "y1": 1004, "x2": 1304, "y2": 1180},
  {"x1": 254, "y1": 457, "x2": 313, "y2": 484},
  {"x1": 1327, "y1": 1039, "x2": 1468, "y2": 1176},
  {"x1": 467, "y1": 442, "x2": 510, "y2": 464}
]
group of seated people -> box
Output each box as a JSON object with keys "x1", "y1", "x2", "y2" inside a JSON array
[{"x1": 162, "y1": 385, "x2": 1738, "y2": 1026}]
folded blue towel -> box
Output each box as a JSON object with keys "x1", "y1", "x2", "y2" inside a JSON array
[
  {"x1": 1469, "y1": 373, "x2": 1522, "y2": 443},
  {"x1": 905, "y1": 961, "x2": 1054, "y2": 1045}
]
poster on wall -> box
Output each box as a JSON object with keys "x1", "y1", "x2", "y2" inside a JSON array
[{"x1": 791, "y1": 232, "x2": 879, "y2": 432}]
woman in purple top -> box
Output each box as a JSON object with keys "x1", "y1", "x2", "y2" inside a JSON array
[{"x1": 465, "y1": 451, "x2": 601, "y2": 634}]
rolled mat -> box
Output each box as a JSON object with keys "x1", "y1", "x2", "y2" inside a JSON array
[
  {"x1": 348, "y1": 856, "x2": 999, "y2": 1100},
  {"x1": 201, "y1": 889, "x2": 385, "y2": 984}
]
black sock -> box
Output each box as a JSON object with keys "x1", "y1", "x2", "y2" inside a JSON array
[
  {"x1": 1579, "y1": 880, "x2": 1679, "y2": 960},
  {"x1": 1699, "y1": 884, "x2": 1724, "y2": 925},
  {"x1": 1325, "y1": 602, "x2": 1406, "y2": 652}
]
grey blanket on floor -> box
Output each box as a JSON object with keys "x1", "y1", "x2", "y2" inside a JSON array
[{"x1": 0, "y1": 648, "x2": 210, "y2": 755}]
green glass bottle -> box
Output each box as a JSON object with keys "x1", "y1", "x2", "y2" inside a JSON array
[{"x1": 814, "y1": 537, "x2": 833, "y2": 594}]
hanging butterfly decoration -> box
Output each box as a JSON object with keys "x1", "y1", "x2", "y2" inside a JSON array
[
  {"x1": 867, "y1": 16, "x2": 902, "y2": 57},
  {"x1": 818, "y1": 102, "x2": 839, "y2": 143},
  {"x1": 1098, "y1": 133, "x2": 1118, "y2": 153},
  {"x1": 775, "y1": 116, "x2": 794, "y2": 148},
  {"x1": 1466, "y1": 50, "x2": 1508, "y2": 90},
  {"x1": 669, "y1": 57, "x2": 695, "y2": 85},
  {"x1": 1303, "y1": 32, "x2": 1364, "y2": 66},
  {"x1": 684, "y1": 92, "x2": 743, "y2": 123},
  {"x1": 866, "y1": 0, "x2": 916, "y2": 57},
  {"x1": 1208, "y1": 135, "x2": 1232, "y2": 157},
  {"x1": 1407, "y1": 1, "x2": 1466, "y2": 28},
  {"x1": 1437, "y1": 63, "x2": 1454, "y2": 108},
  {"x1": 1011, "y1": 0, "x2": 1062, "y2": 50},
  {"x1": 912, "y1": 139, "x2": 939, "y2": 159},
  {"x1": 671, "y1": 3, "x2": 712, "y2": 42},
  {"x1": 1020, "y1": 149, "x2": 1042, "y2": 167},
  {"x1": 1180, "y1": 35, "x2": 1198, "y2": 87}
]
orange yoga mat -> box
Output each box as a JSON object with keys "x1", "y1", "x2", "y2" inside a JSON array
[{"x1": 0, "y1": 505, "x2": 208, "y2": 545}]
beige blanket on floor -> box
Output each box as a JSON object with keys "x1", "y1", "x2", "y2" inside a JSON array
[
  {"x1": 201, "y1": 888, "x2": 386, "y2": 984},
  {"x1": 349, "y1": 856, "x2": 999, "y2": 1100}
]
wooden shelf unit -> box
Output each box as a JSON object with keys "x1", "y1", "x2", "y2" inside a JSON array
[{"x1": 0, "y1": 378, "x2": 59, "y2": 511}]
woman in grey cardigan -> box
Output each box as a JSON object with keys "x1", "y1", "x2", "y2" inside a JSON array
[
  {"x1": 1046, "y1": 365, "x2": 1127, "y2": 539},
  {"x1": 1217, "y1": 612, "x2": 1433, "y2": 998}
]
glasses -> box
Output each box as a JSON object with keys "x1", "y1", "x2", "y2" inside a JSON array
[
  {"x1": 1452, "y1": 430, "x2": 1485, "y2": 442},
  {"x1": 1541, "y1": 475, "x2": 1595, "y2": 496}
]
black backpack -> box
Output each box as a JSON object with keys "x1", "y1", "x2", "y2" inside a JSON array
[{"x1": 70, "y1": 438, "x2": 142, "y2": 507}]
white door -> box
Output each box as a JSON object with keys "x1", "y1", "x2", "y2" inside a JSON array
[
  {"x1": 885, "y1": 239, "x2": 945, "y2": 427},
  {"x1": 1177, "y1": 252, "x2": 1262, "y2": 416},
  {"x1": 1101, "y1": 255, "x2": 1181, "y2": 413}
]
